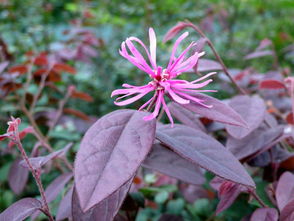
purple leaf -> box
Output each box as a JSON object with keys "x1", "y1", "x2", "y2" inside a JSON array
[
  {"x1": 0, "y1": 198, "x2": 41, "y2": 221},
  {"x1": 45, "y1": 173, "x2": 73, "y2": 203},
  {"x1": 226, "y1": 95, "x2": 266, "y2": 139},
  {"x1": 142, "y1": 143, "x2": 205, "y2": 185},
  {"x1": 74, "y1": 110, "x2": 156, "y2": 212},
  {"x1": 8, "y1": 159, "x2": 29, "y2": 195},
  {"x1": 227, "y1": 126, "x2": 284, "y2": 160},
  {"x1": 176, "y1": 93, "x2": 247, "y2": 127},
  {"x1": 280, "y1": 199, "x2": 294, "y2": 221},
  {"x1": 0, "y1": 61, "x2": 9, "y2": 74},
  {"x1": 196, "y1": 59, "x2": 222, "y2": 72},
  {"x1": 244, "y1": 50, "x2": 274, "y2": 60},
  {"x1": 19, "y1": 143, "x2": 72, "y2": 170},
  {"x1": 276, "y1": 172, "x2": 294, "y2": 211},
  {"x1": 250, "y1": 208, "x2": 278, "y2": 221},
  {"x1": 31, "y1": 173, "x2": 73, "y2": 220},
  {"x1": 156, "y1": 124, "x2": 255, "y2": 188},
  {"x1": 210, "y1": 177, "x2": 249, "y2": 214},
  {"x1": 56, "y1": 186, "x2": 74, "y2": 221},
  {"x1": 167, "y1": 102, "x2": 206, "y2": 132},
  {"x1": 72, "y1": 178, "x2": 133, "y2": 221}
]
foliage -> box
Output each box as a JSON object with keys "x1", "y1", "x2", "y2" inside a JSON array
[{"x1": 0, "y1": 0, "x2": 294, "y2": 221}]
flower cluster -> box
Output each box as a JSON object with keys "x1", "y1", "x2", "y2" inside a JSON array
[{"x1": 111, "y1": 28, "x2": 216, "y2": 125}]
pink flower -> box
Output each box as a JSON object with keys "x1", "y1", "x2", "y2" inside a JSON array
[{"x1": 111, "y1": 28, "x2": 216, "y2": 126}]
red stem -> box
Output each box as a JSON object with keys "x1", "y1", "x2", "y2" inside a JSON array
[{"x1": 13, "y1": 131, "x2": 54, "y2": 221}]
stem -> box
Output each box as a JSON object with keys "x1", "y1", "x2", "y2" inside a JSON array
[
  {"x1": 13, "y1": 132, "x2": 54, "y2": 221},
  {"x1": 29, "y1": 67, "x2": 51, "y2": 114},
  {"x1": 251, "y1": 191, "x2": 267, "y2": 208},
  {"x1": 184, "y1": 20, "x2": 247, "y2": 95},
  {"x1": 46, "y1": 88, "x2": 72, "y2": 139}
]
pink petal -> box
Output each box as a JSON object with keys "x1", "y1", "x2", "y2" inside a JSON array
[
  {"x1": 173, "y1": 79, "x2": 213, "y2": 89},
  {"x1": 167, "y1": 88, "x2": 190, "y2": 104},
  {"x1": 168, "y1": 42, "x2": 196, "y2": 75},
  {"x1": 128, "y1": 36, "x2": 157, "y2": 70},
  {"x1": 143, "y1": 91, "x2": 163, "y2": 121},
  {"x1": 161, "y1": 96, "x2": 174, "y2": 127},
  {"x1": 114, "y1": 88, "x2": 153, "y2": 106},
  {"x1": 167, "y1": 32, "x2": 189, "y2": 69},
  {"x1": 120, "y1": 42, "x2": 154, "y2": 76},
  {"x1": 191, "y1": 72, "x2": 217, "y2": 83},
  {"x1": 149, "y1": 28, "x2": 157, "y2": 68},
  {"x1": 125, "y1": 39, "x2": 154, "y2": 74}
]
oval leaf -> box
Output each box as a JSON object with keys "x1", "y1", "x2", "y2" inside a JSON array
[
  {"x1": 0, "y1": 198, "x2": 41, "y2": 221},
  {"x1": 173, "y1": 93, "x2": 247, "y2": 127},
  {"x1": 20, "y1": 143, "x2": 72, "y2": 170},
  {"x1": 8, "y1": 159, "x2": 29, "y2": 195},
  {"x1": 72, "y1": 178, "x2": 133, "y2": 221},
  {"x1": 276, "y1": 172, "x2": 294, "y2": 211},
  {"x1": 142, "y1": 143, "x2": 205, "y2": 185},
  {"x1": 56, "y1": 186, "x2": 74, "y2": 221},
  {"x1": 226, "y1": 95, "x2": 266, "y2": 139},
  {"x1": 280, "y1": 199, "x2": 294, "y2": 221},
  {"x1": 74, "y1": 110, "x2": 156, "y2": 212},
  {"x1": 156, "y1": 124, "x2": 255, "y2": 188},
  {"x1": 227, "y1": 126, "x2": 284, "y2": 160},
  {"x1": 167, "y1": 102, "x2": 206, "y2": 132},
  {"x1": 259, "y1": 79, "x2": 286, "y2": 90},
  {"x1": 250, "y1": 208, "x2": 278, "y2": 221}
]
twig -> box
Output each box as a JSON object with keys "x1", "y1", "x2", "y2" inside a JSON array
[
  {"x1": 184, "y1": 20, "x2": 247, "y2": 95},
  {"x1": 29, "y1": 67, "x2": 52, "y2": 114},
  {"x1": 46, "y1": 86, "x2": 73, "y2": 139},
  {"x1": 12, "y1": 129, "x2": 54, "y2": 221},
  {"x1": 251, "y1": 191, "x2": 268, "y2": 208}
]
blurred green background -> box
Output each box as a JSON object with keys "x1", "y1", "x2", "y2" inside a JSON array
[{"x1": 0, "y1": 0, "x2": 293, "y2": 116}]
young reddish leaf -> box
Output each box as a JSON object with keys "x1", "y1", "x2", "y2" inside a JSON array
[
  {"x1": 31, "y1": 173, "x2": 73, "y2": 219},
  {"x1": 8, "y1": 126, "x2": 34, "y2": 148},
  {"x1": 244, "y1": 50, "x2": 273, "y2": 60},
  {"x1": 276, "y1": 172, "x2": 294, "y2": 211},
  {"x1": 250, "y1": 208, "x2": 278, "y2": 221},
  {"x1": 142, "y1": 143, "x2": 205, "y2": 185},
  {"x1": 226, "y1": 95, "x2": 266, "y2": 139},
  {"x1": 72, "y1": 178, "x2": 133, "y2": 221},
  {"x1": 34, "y1": 53, "x2": 48, "y2": 66},
  {"x1": 53, "y1": 63, "x2": 76, "y2": 74},
  {"x1": 156, "y1": 124, "x2": 255, "y2": 189},
  {"x1": 175, "y1": 93, "x2": 247, "y2": 127},
  {"x1": 8, "y1": 65, "x2": 28, "y2": 74},
  {"x1": 280, "y1": 199, "x2": 294, "y2": 221},
  {"x1": 280, "y1": 155, "x2": 294, "y2": 170},
  {"x1": 33, "y1": 68, "x2": 49, "y2": 76},
  {"x1": 19, "y1": 143, "x2": 72, "y2": 170},
  {"x1": 0, "y1": 61, "x2": 9, "y2": 73},
  {"x1": 63, "y1": 108, "x2": 90, "y2": 121},
  {"x1": 210, "y1": 177, "x2": 249, "y2": 214},
  {"x1": 196, "y1": 59, "x2": 222, "y2": 72},
  {"x1": 286, "y1": 112, "x2": 294, "y2": 125},
  {"x1": 0, "y1": 198, "x2": 41, "y2": 221},
  {"x1": 227, "y1": 126, "x2": 284, "y2": 160},
  {"x1": 71, "y1": 90, "x2": 94, "y2": 102},
  {"x1": 48, "y1": 71, "x2": 62, "y2": 82},
  {"x1": 259, "y1": 79, "x2": 286, "y2": 90},
  {"x1": 8, "y1": 159, "x2": 29, "y2": 195},
  {"x1": 74, "y1": 110, "x2": 156, "y2": 212},
  {"x1": 163, "y1": 22, "x2": 190, "y2": 42},
  {"x1": 56, "y1": 186, "x2": 74, "y2": 221},
  {"x1": 167, "y1": 102, "x2": 206, "y2": 132}
]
